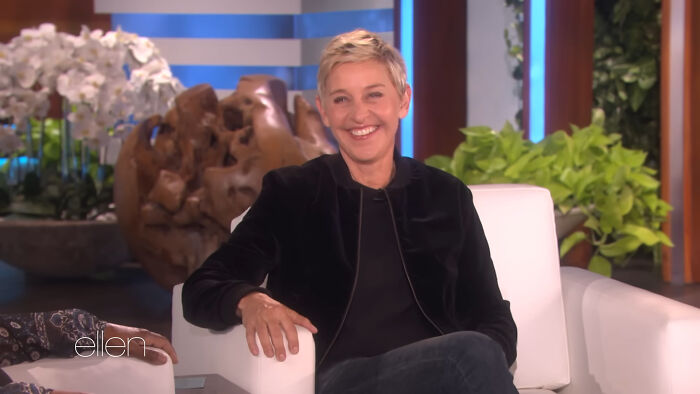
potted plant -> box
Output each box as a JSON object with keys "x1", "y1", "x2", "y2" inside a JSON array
[
  {"x1": 425, "y1": 110, "x2": 672, "y2": 276},
  {"x1": 0, "y1": 23, "x2": 183, "y2": 276}
]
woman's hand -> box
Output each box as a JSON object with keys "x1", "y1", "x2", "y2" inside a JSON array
[{"x1": 237, "y1": 292, "x2": 318, "y2": 361}]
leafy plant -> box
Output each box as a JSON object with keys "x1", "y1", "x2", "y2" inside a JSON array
[
  {"x1": 0, "y1": 118, "x2": 114, "y2": 220},
  {"x1": 503, "y1": 0, "x2": 661, "y2": 168},
  {"x1": 593, "y1": 0, "x2": 661, "y2": 169},
  {"x1": 425, "y1": 112, "x2": 672, "y2": 276}
]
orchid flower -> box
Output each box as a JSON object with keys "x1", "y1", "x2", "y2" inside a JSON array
[{"x1": 0, "y1": 23, "x2": 183, "y2": 154}]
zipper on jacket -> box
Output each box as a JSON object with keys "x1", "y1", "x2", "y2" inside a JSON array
[
  {"x1": 318, "y1": 188, "x2": 364, "y2": 367},
  {"x1": 383, "y1": 189, "x2": 444, "y2": 336}
]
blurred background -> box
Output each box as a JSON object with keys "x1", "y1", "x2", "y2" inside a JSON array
[{"x1": 0, "y1": 0, "x2": 698, "y2": 340}]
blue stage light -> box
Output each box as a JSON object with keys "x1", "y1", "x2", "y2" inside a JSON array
[
  {"x1": 399, "y1": 0, "x2": 414, "y2": 157},
  {"x1": 529, "y1": 0, "x2": 546, "y2": 143}
]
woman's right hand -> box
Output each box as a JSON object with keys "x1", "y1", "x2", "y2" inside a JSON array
[{"x1": 237, "y1": 292, "x2": 318, "y2": 361}]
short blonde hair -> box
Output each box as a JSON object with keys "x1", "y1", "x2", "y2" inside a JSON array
[{"x1": 317, "y1": 29, "x2": 407, "y2": 98}]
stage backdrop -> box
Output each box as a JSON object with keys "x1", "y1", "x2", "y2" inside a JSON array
[{"x1": 94, "y1": 0, "x2": 394, "y2": 113}]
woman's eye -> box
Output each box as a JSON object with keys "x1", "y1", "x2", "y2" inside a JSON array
[
  {"x1": 333, "y1": 96, "x2": 348, "y2": 104},
  {"x1": 368, "y1": 91, "x2": 383, "y2": 99}
]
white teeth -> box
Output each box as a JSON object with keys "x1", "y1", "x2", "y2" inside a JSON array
[{"x1": 350, "y1": 126, "x2": 377, "y2": 136}]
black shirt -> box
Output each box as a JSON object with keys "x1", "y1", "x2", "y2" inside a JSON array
[{"x1": 323, "y1": 186, "x2": 437, "y2": 368}]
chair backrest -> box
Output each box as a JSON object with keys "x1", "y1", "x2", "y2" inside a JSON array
[{"x1": 470, "y1": 184, "x2": 570, "y2": 390}]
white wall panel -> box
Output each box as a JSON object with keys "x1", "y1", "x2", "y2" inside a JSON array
[
  {"x1": 152, "y1": 38, "x2": 302, "y2": 66},
  {"x1": 95, "y1": 0, "x2": 301, "y2": 15},
  {"x1": 467, "y1": 0, "x2": 520, "y2": 129},
  {"x1": 301, "y1": 0, "x2": 392, "y2": 14},
  {"x1": 300, "y1": 32, "x2": 394, "y2": 65}
]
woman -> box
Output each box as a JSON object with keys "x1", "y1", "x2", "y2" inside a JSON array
[{"x1": 183, "y1": 29, "x2": 517, "y2": 394}]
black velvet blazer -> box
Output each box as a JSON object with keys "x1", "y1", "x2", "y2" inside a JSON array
[{"x1": 182, "y1": 153, "x2": 517, "y2": 367}]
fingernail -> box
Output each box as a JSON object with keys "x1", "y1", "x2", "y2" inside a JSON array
[
  {"x1": 291, "y1": 346, "x2": 298, "y2": 354},
  {"x1": 278, "y1": 354, "x2": 285, "y2": 361}
]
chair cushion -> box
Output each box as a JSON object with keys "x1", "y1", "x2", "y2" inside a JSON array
[
  {"x1": 471, "y1": 184, "x2": 570, "y2": 390},
  {"x1": 3, "y1": 351, "x2": 174, "y2": 394}
]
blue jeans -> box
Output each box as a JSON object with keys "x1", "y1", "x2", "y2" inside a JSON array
[{"x1": 316, "y1": 331, "x2": 518, "y2": 394}]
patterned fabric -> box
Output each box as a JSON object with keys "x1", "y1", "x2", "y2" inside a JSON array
[
  {"x1": 0, "y1": 382, "x2": 51, "y2": 393},
  {"x1": 0, "y1": 309, "x2": 106, "y2": 393}
]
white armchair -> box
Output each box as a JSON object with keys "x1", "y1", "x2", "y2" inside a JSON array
[{"x1": 172, "y1": 184, "x2": 700, "y2": 394}]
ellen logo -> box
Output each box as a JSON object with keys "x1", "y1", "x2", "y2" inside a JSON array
[{"x1": 74, "y1": 330, "x2": 146, "y2": 358}]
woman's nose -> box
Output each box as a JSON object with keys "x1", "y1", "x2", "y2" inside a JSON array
[{"x1": 350, "y1": 101, "x2": 370, "y2": 123}]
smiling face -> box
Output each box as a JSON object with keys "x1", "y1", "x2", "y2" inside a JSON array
[{"x1": 316, "y1": 60, "x2": 411, "y2": 168}]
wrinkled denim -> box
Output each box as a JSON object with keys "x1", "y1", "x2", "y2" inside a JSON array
[{"x1": 317, "y1": 331, "x2": 518, "y2": 394}]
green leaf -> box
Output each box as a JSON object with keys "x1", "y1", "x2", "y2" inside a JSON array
[
  {"x1": 630, "y1": 85, "x2": 649, "y2": 112},
  {"x1": 621, "y1": 66, "x2": 639, "y2": 83},
  {"x1": 621, "y1": 148, "x2": 647, "y2": 167},
  {"x1": 584, "y1": 216, "x2": 600, "y2": 231},
  {"x1": 475, "y1": 157, "x2": 507, "y2": 172},
  {"x1": 425, "y1": 155, "x2": 452, "y2": 172},
  {"x1": 616, "y1": 80, "x2": 628, "y2": 101},
  {"x1": 504, "y1": 151, "x2": 536, "y2": 178},
  {"x1": 501, "y1": 121, "x2": 517, "y2": 134},
  {"x1": 522, "y1": 154, "x2": 555, "y2": 172},
  {"x1": 599, "y1": 209, "x2": 624, "y2": 233},
  {"x1": 599, "y1": 236, "x2": 642, "y2": 257},
  {"x1": 629, "y1": 172, "x2": 660, "y2": 189},
  {"x1": 637, "y1": 59, "x2": 658, "y2": 89},
  {"x1": 560, "y1": 231, "x2": 587, "y2": 257},
  {"x1": 460, "y1": 126, "x2": 493, "y2": 137},
  {"x1": 621, "y1": 224, "x2": 659, "y2": 245},
  {"x1": 655, "y1": 230, "x2": 673, "y2": 247},
  {"x1": 619, "y1": 186, "x2": 634, "y2": 215},
  {"x1": 638, "y1": 74, "x2": 657, "y2": 90},
  {"x1": 544, "y1": 182, "x2": 573, "y2": 204},
  {"x1": 588, "y1": 255, "x2": 613, "y2": 277},
  {"x1": 656, "y1": 199, "x2": 673, "y2": 216},
  {"x1": 452, "y1": 149, "x2": 469, "y2": 180},
  {"x1": 641, "y1": 192, "x2": 659, "y2": 211}
]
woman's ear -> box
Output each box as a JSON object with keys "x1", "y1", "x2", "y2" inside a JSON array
[
  {"x1": 315, "y1": 95, "x2": 331, "y2": 127},
  {"x1": 399, "y1": 85, "x2": 411, "y2": 119}
]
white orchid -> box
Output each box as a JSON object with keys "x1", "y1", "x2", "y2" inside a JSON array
[
  {"x1": 0, "y1": 23, "x2": 183, "y2": 154},
  {"x1": 5, "y1": 91, "x2": 34, "y2": 122},
  {"x1": 0, "y1": 44, "x2": 11, "y2": 67},
  {"x1": 20, "y1": 23, "x2": 57, "y2": 45}
]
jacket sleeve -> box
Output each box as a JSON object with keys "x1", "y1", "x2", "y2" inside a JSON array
[
  {"x1": 182, "y1": 171, "x2": 286, "y2": 330},
  {"x1": 0, "y1": 309, "x2": 105, "y2": 366},
  {"x1": 456, "y1": 185, "x2": 518, "y2": 366}
]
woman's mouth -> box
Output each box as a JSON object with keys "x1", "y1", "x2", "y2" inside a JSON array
[{"x1": 349, "y1": 126, "x2": 378, "y2": 137}]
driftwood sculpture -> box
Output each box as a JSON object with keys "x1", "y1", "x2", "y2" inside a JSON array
[{"x1": 114, "y1": 76, "x2": 336, "y2": 288}]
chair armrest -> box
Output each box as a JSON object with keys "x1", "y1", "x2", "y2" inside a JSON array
[
  {"x1": 3, "y1": 349, "x2": 174, "y2": 394},
  {"x1": 559, "y1": 267, "x2": 700, "y2": 394},
  {"x1": 172, "y1": 284, "x2": 315, "y2": 394}
]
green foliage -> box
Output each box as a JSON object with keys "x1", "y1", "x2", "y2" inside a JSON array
[
  {"x1": 425, "y1": 117, "x2": 672, "y2": 276},
  {"x1": 0, "y1": 118, "x2": 114, "y2": 220},
  {"x1": 593, "y1": 0, "x2": 661, "y2": 169},
  {"x1": 503, "y1": 0, "x2": 661, "y2": 168}
]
